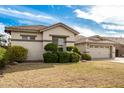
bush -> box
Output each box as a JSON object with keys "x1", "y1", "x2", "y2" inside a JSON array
[
  {"x1": 58, "y1": 47, "x2": 63, "y2": 52},
  {"x1": 66, "y1": 46, "x2": 81, "y2": 55},
  {"x1": 44, "y1": 43, "x2": 58, "y2": 52},
  {"x1": 66, "y1": 46, "x2": 74, "y2": 51},
  {"x1": 43, "y1": 52, "x2": 58, "y2": 63},
  {"x1": 0, "y1": 47, "x2": 7, "y2": 69},
  {"x1": 70, "y1": 52, "x2": 80, "y2": 62},
  {"x1": 73, "y1": 47, "x2": 81, "y2": 55},
  {"x1": 81, "y1": 53, "x2": 92, "y2": 60},
  {"x1": 7, "y1": 46, "x2": 28, "y2": 63},
  {"x1": 58, "y1": 52, "x2": 70, "y2": 63}
]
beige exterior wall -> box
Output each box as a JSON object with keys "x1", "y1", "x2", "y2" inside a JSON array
[
  {"x1": 42, "y1": 26, "x2": 76, "y2": 52},
  {"x1": 11, "y1": 31, "x2": 43, "y2": 61},
  {"x1": 76, "y1": 43, "x2": 115, "y2": 59},
  {"x1": 75, "y1": 43, "x2": 87, "y2": 53},
  {"x1": 11, "y1": 41, "x2": 43, "y2": 61},
  {"x1": 112, "y1": 45, "x2": 115, "y2": 58},
  {"x1": 10, "y1": 26, "x2": 76, "y2": 61},
  {"x1": 43, "y1": 26, "x2": 75, "y2": 41},
  {"x1": 11, "y1": 31, "x2": 43, "y2": 40}
]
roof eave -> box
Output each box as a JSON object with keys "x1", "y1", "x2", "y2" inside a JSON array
[{"x1": 40, "y1": 23, "x2": 80, "y2": 35}]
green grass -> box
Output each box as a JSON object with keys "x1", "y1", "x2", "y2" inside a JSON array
[{"x1": 0, "y1": 61, "x2": 124, "y2": 88}]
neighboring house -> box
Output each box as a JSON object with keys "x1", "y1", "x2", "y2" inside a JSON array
[
  {"x1": 5, "y1": 23, "x2": 79, "y2": 61},
  {"x1": 75, "y1": 35, "x2": 115, "y2": 59},
  {"x1": 103, "y1": 37, "x2": 124, "y2": 57}
]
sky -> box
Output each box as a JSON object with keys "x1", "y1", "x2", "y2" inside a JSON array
[{"x1": 0, "y1": 5, "x2": 124, "y2": 37}]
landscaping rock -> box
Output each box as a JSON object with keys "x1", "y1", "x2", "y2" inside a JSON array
[
  {"x1": 81, "y1": 60, "x2": 87, "y2": 62},
  {"x1": 9, "y1": 62, "x2": 18, "y2": 65}
]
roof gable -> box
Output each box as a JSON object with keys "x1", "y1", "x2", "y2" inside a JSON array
[{"x1": 40, "y1": 23, "x2": 79, "y2": 35}]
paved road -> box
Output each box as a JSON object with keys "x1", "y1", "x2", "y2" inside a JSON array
[{"x1": 111, "y1": 57, "x2": 124, "y2": 63}]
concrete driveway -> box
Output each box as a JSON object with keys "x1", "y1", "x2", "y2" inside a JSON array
[{"x1": 111, "y1": 57, "x2": 124, "y2": 63}]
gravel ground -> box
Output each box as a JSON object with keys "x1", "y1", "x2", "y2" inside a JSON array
[{"x1": 0, "y1": 61, "x2": 124, "y2": 88}]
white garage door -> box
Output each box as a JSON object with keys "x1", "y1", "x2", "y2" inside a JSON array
[{"x1": 89, "y1": 45, "x2": 110, "y2": 59}]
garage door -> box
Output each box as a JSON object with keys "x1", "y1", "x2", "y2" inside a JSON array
[{"x1": 89, "y1": 45, "x2": 110, "y2": 59}]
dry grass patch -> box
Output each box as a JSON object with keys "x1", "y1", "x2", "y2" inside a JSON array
[{"x1": 0, "y1": 61, "x2": 124, "y2": 88}]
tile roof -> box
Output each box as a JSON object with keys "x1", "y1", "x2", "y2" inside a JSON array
[
  {"x1": 5, "y1": 25, "x2": 47, "y2": 31},
  {"x1": 5, "y1": 22, "x2": 79, "y2": 35},
  {"x1": 76, "y1": 35, "x2": 115, "y2": 44},
  {"x1": 102, "y1": 37, "x2": 124, "y2": 45}
]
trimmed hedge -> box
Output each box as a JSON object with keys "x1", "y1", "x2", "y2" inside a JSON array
[
  {"x1": 66, "y1": 46, "x2": 74, "y2": 51},
  {"x1": 43, "y1": 52, "x2": 80, "y2": 63},
  {"x1": 43, "y1": 52, "x2": 58, "y2": 63},
  {"x1": 43, "y1": 43, "x2": 80, "y2": 63},
  {"x1": 66, "y1": 46, "x2": 81, "y2": 55},
  {"x1": 7, "y1": 46, "x2": 28, "y2": 63},
  {"x1": 44, "y1": 43, "x2": 58, "y2": 52},
  {"x1": 81, "y1": 53, "x2": 92, "y2": 60},
  {"x1": 73, "y1": 47, "x2": 81, "y2": 55},
  {"x1": 0, "y1": 47, "x2": 7, "y2": 69},
  {"x1": 70, "y1": 52, "x2": 80, "y2": 62},
  {"x1": 58, "y1": 52, "x2": 70, "y2": 63}
]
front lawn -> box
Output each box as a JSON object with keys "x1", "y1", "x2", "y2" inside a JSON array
[{"x1": 0, "y1": 61, "x2": 124, "y2": 88}]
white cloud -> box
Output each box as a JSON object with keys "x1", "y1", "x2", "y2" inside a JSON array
[
  {"x1": 0, "y1": 7, "x2": 57, "y2": 23},
  {"x1": 18, "y1": 20, "x2": 36, "y2": 25},
  {"x1": 102, "y1": 23, "x2": 124, "y2": 30},
  {"x1": 74, "y1": 6, "x2": 124, "y2": 24},
  {"x1": 73, "y1": 26, "x2": 96, "y2": 36}
]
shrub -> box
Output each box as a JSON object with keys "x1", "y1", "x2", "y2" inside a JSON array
[
  {"x1": 70, "y1": 52, "x2": 80, "y2": 62},
  {"x1": 66, "y1": 46, "x2": 81, "y2": 55},
  {"x1": 58, "y1": 52, "x2": 70, "y2": 63},
  {"x1": 66, "y1": 46, "x2": 74, "y2": 51},
  {"x1": 73, "y1": 47, "x2": 81, "y2": 55},
  {"x1": 7, "y1": 46, "x2": 28, "y2": 63},
  {"x1": 44, "y1": 43, "x2": 58, "y2": 52},
  {"x1": 0, "y1": 47, "x2": 7, "y2": 69},
  {"x1": 81, "y1": 53, "x2": 92, "y2": 60},
  {"x1": 58, "y1": 47, "x2": 63, "y2": 52},
  {"x1": 43, "y1": 52, "x2": 58, "y2": 63}
]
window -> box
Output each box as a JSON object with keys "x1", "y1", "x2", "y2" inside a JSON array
[
  {"x1": 52, "y1": 37, "x2": 66, "y2": 46},
  {"x1": 22, "y1": 36, "x2": 28, "y2": 40},
  {"x1": 21, "y1": 35, "x2": 36, "y2": 40},
  {"x1": 30, "y1": 36, "x2": 35, "y2": 40},
  {"x1": 58, "y1": 38, "x2": 64, "y2": 46}
]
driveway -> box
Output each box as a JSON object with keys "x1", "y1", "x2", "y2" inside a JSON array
[{"x1": 111, "y1": 57, "x2": 124, "y2": 63}]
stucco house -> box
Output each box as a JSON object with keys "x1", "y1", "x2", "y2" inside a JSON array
[
  {"x1": 103, "y1": 37, "x2": 124, "y2": 57},
  {"x1": 5, "y1": 23, "x2": 79, "y2": 61},
  {"x1": 75, "y1": 35, "x2": 116, "y2": 59}
]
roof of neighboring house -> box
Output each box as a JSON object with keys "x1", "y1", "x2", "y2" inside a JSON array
[
  {"x1": 102, "y1": 36, "x2": 124, "y2": 45},
  {"x1": 5, "y1": 22, "x2": 79, "y2": 35},
  {"x1": 75, "y1": 35, "x2": 115, "y2": 45}
]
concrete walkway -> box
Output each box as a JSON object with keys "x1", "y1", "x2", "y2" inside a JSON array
[{"x1": 111, "y1": 57, "x2": 124, "y2": 63}]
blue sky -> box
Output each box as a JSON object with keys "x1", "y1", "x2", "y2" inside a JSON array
[{"x1": 0, "y1": 5, "x2": 124, "y2": 37}]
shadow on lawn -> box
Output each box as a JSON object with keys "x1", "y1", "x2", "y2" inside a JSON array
[
  {"x1": 3, "y1": 62, "x2": 76, "y2": 74},
  {"x1": 4, "y1": 63, "x2": 54, "y2": 73}
]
